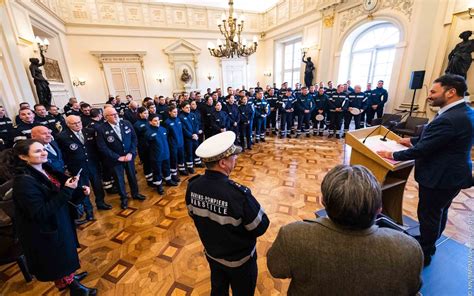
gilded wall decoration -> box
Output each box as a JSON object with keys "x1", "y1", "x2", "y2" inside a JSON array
[{"x1": 43, "y1": 58, "x2": 63, "y2": 83}]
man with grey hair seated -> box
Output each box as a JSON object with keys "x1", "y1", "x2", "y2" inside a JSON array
[{"x1": 267, "y1": 165, "x2": 423, "y2": 296}]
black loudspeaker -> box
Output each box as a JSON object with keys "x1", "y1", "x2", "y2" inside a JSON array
[{"x1": 409, "y1": 70, "x2": 425, "y2": 90}]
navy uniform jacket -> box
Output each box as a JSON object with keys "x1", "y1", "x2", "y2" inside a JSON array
[
  {"x1": 239, "y1": 103, "x2": 254, "y2": 125},
  {"x1": 253, "y1": 99, "x2": 269, "y2": 119},
  {"x1": 200, "y1": 104, "x2": 214, "y2": 130},
  {"x1": 133, "y1": 118, "x2": 150, "y2": 149},
  {"x1": 265, "y1": 95, "x2": 279, "y2": 111},
  {"x1": 80, "y1": 114, "x2": 92, "y2": 128},
  {"x1": 50, "y1": 114, "x2": 66, "y2": 132},
  {"x1": 96, "y1": 120, "x2": 138, "y2": 166},
  {"x1": 393, "y1": 102, "x2": 474, "y2": 190},
  {"x1": 328, "y1": 92, "x2": 349, "y2": 111},
  {"x1": 156, "y1": 104, "x2": 169, "y2": 123},
  {"x1": 296, "y1": 94, "x2": 316, "y2": 113},
  {"x1": 210, "y1": 110, "x2": 230, "y2": 133},
  {"x1": 363, "y1": 90, "x2": 372, "y2": 110},
  {"x1": 57, "y1": 127, "x2": 100, "y2": 175},
  {"x1": 12, "y1": 121, "x2": 43, "y2": 143},
  {"x1": 314, "y1": 94, "x2": 328, "y2": 112},
  {"x1": 347, "y1": 92, "x2": 367, "y2": 110},
  {"x1": 278, "y1": 95, "x2": 297, "y2": 112},
  {"x1": 186, "y1": 170, "x2": 269, "y2": 265},
  {"x1": 191, "y1": 109, "x2": 203, "y2": 132},
  {"x1": 123, "y1": 109, "x2": 138, "y2": 124},
  {"x1": 368, "y1": 87, "x2": 389, "y2": 107},
  {"x1": 46, "y1": 141, "x2": 65, "y2": 173},
  {"x1": 179, "y1": 112, "x2": 197, "y2": 141},
  {"x1": 324, "y1": 88, "x2": 336, "y2": 97},
  {"x1": 164, "y1": 117, "x2": 184, "y2": 148},
  {"x1": 146, "y1": 126, "x2": 170, "y2": 162},
  {"x1": 224, "y1": 103, "x2": 240, "y2": 127},
  {"x1": 0, "y1": 116, "x2": 13, "y2": 149},
  {"x1": 35, "y1": 115, "x2": 57, "y2": 133}
]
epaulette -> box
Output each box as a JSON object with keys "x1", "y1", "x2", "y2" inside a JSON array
[
  {"x1": 188, "y1": 174, "x2": 201, "y2": 183},
  {"x1": 228, "y1": 179, "x2": 250, "y2": 195}
]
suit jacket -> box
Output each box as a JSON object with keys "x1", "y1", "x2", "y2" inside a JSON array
[
  {"x1": 96, "y1": 120, "x2": 137, "y2": 166},
  {"x1": 267, "y1": 217, "x2": 423, "y2": 296},
  {"x1": 57, "y1": 127, "x2": 100, "y2": 175},
  {"x1": 46, "y1": 140, "x2": 65, "y2": 173},
  {"x1": 393, "y1": 102, "x2": 474, "y2": 189},
  {"x1": 13, "y1": 165, "x2": 80, "y2": 281}
]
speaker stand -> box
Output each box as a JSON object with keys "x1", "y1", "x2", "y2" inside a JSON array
[{"x1": 409, "y1": 89, "x2": 417, "y2": 117}]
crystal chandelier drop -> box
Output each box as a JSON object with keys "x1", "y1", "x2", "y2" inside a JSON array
[{"x1": 207, "y1": 0, "x2": 258, "y2": 58}]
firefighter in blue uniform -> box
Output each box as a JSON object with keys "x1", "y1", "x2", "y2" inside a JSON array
[
  {"x1": 179, "y1": 101, "x2": 199, "y2": 174},
  {"x1": 155, "y1": 96, "x2": 169, "y2": 123},
  {"x1": 0, "y1": 106, "x2": 13, "y2": 150},
  {"x1": 133, "y1": 107, "x2": 154, "y2": 186},
  {"x1": 295, "y1": 86, "x2": 315, "y2": 137},
  {"x1": 367, "y1": 80, "x2": 389, "y2": 124},
  {"x1": 201, "y1": 96, "x2": 215, "y2": 140},
  {"x1": 312, "y1": 87, "x2": 328, "y2": 136},
  {"x1": 96, "y1": 107, "x2": 146, "y2": 209},
  {"x1": 265, "y1": 88, "x2": 279, "y2": 135},
  {"x1": 147, "y1": 114, "x2": 177, "y2": 195},
  {"x1": 253, "y1": 90, "x2": 269, "y2": 143},
  {"x1": 328, "y1": 84, "x2": 349, "y2": 139},
  {"x1": 34, "y1": 104, "x2": 58, "y2": 134},
  {"x1": 186, "y1": 131, "x2": 269, "y2": 296},
  {"x1": 190, "y1": 100, "x2": 204, "y2": 167},
  {"x1": 57, "y1": 115, "x2": 111, "y2": 211},
  {"x1": 12, "y1": 108, "x2": 42, "y2": 143},
  {"x1": 223, "y1": 95, "x2": 240, "y2": 140},
  {"x1": 361, "y1": 82, "x2": 372, "y2": 127},
  {"x1": 278, "y1": 88, "x2": 296, "y2": 138},
  {"x1": 209, "y1": 102, "x2": 229, "y2": 137},
  {"x1": 343, "y1": 85, "x2": 367, "y2": 135},
  {"x1": 165, "y1": 105, "x2": 188, "y2": 179},
  {"x1": 238, "y1": 96, "x2": 254, "y2": 151}
]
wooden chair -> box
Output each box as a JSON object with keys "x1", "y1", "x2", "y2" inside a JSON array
[{"x1": 371, "y1": 113, "x2": 403, "y2": 127}]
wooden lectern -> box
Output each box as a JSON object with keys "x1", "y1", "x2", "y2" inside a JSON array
[{"x1": 345, "y1": 126, "x2": 414, "y2": 224}]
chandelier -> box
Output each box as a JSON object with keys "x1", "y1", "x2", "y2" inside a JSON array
[{"x1": 207, "y1": 0, "x2": 258, "y2": 58}]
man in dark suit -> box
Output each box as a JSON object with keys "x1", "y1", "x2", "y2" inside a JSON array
[
  {"x1": 57, "y1": 115, "x2": 112, "y2": 211},
  {"x1": 377, "y1": 74, "x2": 474, "y2": 266},
  {"x1": 96, "y1": 107, "x2": 146, "y2": 209}
]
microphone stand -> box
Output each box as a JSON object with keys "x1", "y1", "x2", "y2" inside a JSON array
[
  {"x1": 362, "y1": 110, "x2": 408, "y2": 144},
  {"x1": 380, "y1": 111, "x2": 410, "y2": 141}
]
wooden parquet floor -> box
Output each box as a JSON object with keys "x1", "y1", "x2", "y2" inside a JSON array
[{"x1": 1, "y1": 135, "x2": 472, "y2": 295}]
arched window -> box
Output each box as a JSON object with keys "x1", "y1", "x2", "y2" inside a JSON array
[{"x1": 342, "y1": 22, "x2": 400, "y2": 89}]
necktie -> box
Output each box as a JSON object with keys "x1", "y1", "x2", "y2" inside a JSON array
[
  {"x1": 45, "y1": 144, "x2": 57, "y2": 156},
  {"x1": 76, "y1": 131, "x2": 84, "y2": 144},
  {"x1": 113, "y1": 124, "x2": 122, "y2": 141}
]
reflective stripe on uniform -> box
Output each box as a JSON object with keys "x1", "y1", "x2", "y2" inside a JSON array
[
  {"x1": 244, "y1": 207, "x2": 265, "y2": 231},
  {"x1": 205, "y1": 246, "x2": 256, "y2": 268},
  {"x1": 187, "y1": 205, "x2": 241, "y2": 226}
]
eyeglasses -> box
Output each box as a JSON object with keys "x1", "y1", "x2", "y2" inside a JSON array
[
  {"x1": 106, "y1": 113, "x2": 119, "y2": 117},
  {"x1": 70, "y1": 121, "x2": 82, "y2": 125}
]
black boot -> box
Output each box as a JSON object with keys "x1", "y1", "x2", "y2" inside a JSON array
[
  {"x1": 68, "y1": 279, "x2": 97, "y2": 296},
  {"x1": 179, "y1": 169, "x2": 189, "y2": 176},
  {"x1": 157, "y1": 185, "x2": 164, "y2": 195},
  {"x1": 166, "y1": 179, "x2": 179, "y2": 186},
  {"x1": 171, "y1": 175, "x2": 180, "y2": 183},
  {"x1": 187, "y1": 167, "x2": 195, "y2": 174}
]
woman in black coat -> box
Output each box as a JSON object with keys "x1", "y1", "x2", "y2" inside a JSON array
[{"x1": 10, "y1": 139, "x2": 97, "y2": 295}]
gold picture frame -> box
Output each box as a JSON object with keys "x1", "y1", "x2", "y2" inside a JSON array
[{"x1": 44, "y1": 57, "x2": 63, "y2": 83}]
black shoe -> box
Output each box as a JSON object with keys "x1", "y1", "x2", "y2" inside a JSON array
[
  {"x1": 74, "y1": 271, "x2": 88, "y2": 282},
  {"x1": 75, "y1": 218, "x2": 88, "y2": 226},
  {"x1": 247, "y1": 146, "x2": 252, "y2": 150},
  {"x1": 171, "y1": 175, "x2": 180, "y2": 182},
  {"x1": 328, "y1": 134, "x2": 334, "y2": 138},
  {"x1": 195, "y1": 163, "x2": 205, "y2": 168},
  {"x1": 147, "y1": 181, "x2": 155, "y2": 187},
  {"x1": 157, "y1": 185, "x2": 164, "y2": 195},
  {"x1": 96, "y1": 202, "x2": 112, "y2": 210},
  {"x1": 187, "y1": 167, "x2": 195, "y2": 174},
  {"x1": 318, "y1": 132, "x2": 323, "y2": 136},
  {"x1": 255, "y1": 139, "x2": 259, "y2": 143},
  {"x1": 336, "y1": 134, "x2": 341, "y2": 139},
  {"x1": 179, "y1": 170, "x2": 189, "y2": 176},
  {"x1": 120, "y1": 200, "x2": 128, "y2": 209},
  {"x1": 68, "y1": 279, "x2": 97, "y2": 296},
  {"x1": 85, "y1": 213, "x2": 95, "y2": 221},
  {"x1": 132, "y1": 194, "x2": 146, "y2": 201},
  {"x1": 106, "y1": 186, "x2": 119, "y2": 194},
  {"x1": 306, "y1": 134, "x2": 310, "y2": 138},
  {"x1": 342, "y1": 133, "x2": 346, "y2": 138},
  {"x1": 261, "y1": 138, "x2": 266, "y2": 142},
  {"x1": 166, "y1": 180, "x2": 179, "y2": 186}
]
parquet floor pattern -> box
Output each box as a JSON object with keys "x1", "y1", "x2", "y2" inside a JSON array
[{"x1": 1, "y1": 136, "x2": 472, "y2": 295}]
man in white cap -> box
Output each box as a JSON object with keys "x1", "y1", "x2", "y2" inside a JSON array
[{"x1": 186, "y1": 131, "x2": 269, "y2": 296}]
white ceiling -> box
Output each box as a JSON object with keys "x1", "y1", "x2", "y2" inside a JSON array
[{"x1": 151, "y1": 0, "x2": 278, "y2": 12}]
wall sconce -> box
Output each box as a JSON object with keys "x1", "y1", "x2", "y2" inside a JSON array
[
  {"x1": 35, "y1": 36, "x2": 49, "y2": 53},
  {"x1": 156, "y1": 74, "x2": 165, "y2": 83},
  {"x1": 469, "y1": 8, "x2": 473, "y2": 18},
  {"x1": 263, "y1": 71, "x2": 272, "y2": 77},
  {"x1": 301, "y1": 47, "x2": 309, "y2": 55},
  {"x1": 72, "y1": 78, "x2": 86, "y2": 87},
  {"x1": 207, "y1": 73, "x2": 214, "y2": 81}
]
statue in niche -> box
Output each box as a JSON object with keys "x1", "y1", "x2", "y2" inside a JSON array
[
  {"x1": 180, "y1": 68, "x2": 192, "y2": 84},
  {"x1": 302, "y1": 53, "x2": 315, "y2": 87},
  {"x1": 445, "y1": 30, "x2": 474, "y2": 79},
  {"x1": 29, "y1": 51, "x2": 52, "y2": 107}
]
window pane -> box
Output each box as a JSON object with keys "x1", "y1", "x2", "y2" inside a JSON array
[
  {"x1": 293, "y1": 71, "x2": 300, "y2": 85},
  {"x1": 349, "y1": 52, "x2": 372, "y2": 86},
  {"x1": 283, "y1": 71, "x2": 292, "y2": 84},
  {"x1": 284, "y1": 44, "x2": 293, "y2": 69}
]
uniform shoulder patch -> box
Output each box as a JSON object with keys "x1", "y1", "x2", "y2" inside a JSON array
[
  {"x1": 228, "y1": 180, "x2": 250, "y2": 194},
  {"x1": 188, "y1": 174, "x2": 201, "y2": 183}
]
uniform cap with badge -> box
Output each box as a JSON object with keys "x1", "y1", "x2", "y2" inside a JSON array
[{"x1": 196, "y1": 131, "x2": 242, "y2": 162}]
